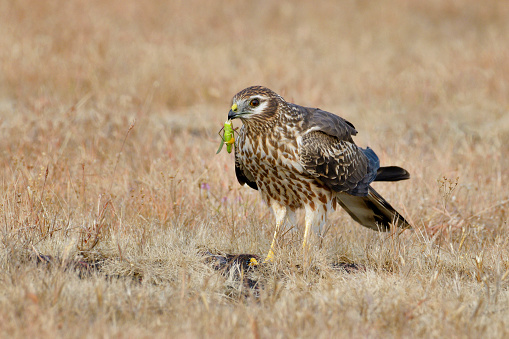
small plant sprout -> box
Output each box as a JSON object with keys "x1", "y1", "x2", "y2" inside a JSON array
[{"x1": 216, "y1": 119, "x2": 235, "y2": 154}]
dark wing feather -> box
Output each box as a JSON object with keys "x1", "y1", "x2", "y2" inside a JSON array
[
  {"x1": 296, "y1": 105, "x2": 358, "y2": 142},
  {"x1": 336, "y1": 187, "x2": 411, "y2": 230},
  {"x1": 234, "y1": 149, "x2": 257, "y2": 190},
  {"x1": 299, "y1": 131, "x2": 377, "y2": 196}
]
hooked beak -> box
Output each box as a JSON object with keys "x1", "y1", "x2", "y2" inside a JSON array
[
  {"x1": 228, "y1": 109, "x2": 237, "y2": 120},
  {"x1": 228, "y1": 103, "x2": 239, "y2": 120}
]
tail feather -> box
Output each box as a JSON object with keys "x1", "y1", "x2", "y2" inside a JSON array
[
  {"x1": 375, "y1": 166, "x2": 410, "y2": 182},
  {"x1": 336, "y1": 186, "x2": 411, "y2": 231}
]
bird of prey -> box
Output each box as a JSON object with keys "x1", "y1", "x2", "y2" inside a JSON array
[{"x1": 227, "y1": 86, "x2": 411, "y2": 262}]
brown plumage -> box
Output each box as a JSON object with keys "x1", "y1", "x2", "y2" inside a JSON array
[{"x1": 227, "y1": 86, "x2": 410, "y2": 261}]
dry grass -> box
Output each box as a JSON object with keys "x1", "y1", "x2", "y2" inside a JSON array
[{"x1": 1, "y1": 0, "x2": 509, "y2": 337}]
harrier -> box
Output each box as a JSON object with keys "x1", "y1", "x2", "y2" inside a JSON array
[{"x1": 228, "y1": 86, "x2": 411, "y2": 262}]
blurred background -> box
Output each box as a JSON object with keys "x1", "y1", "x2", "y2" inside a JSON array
[{"x1": 1, "y1": 0, "x2": 508, "y2": 114}]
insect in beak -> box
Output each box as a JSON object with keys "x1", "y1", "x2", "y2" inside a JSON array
[{"x1": 216, "y1": 119, "x2": 235, "y2": 154}]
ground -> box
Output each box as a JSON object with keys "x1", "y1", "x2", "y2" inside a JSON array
[{"x1": 1, "y1": 0, "x2": 509, "y2": 338}]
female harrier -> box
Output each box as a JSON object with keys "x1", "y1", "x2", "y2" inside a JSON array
[{"x1": 227, "y1": 86, "x2": 410, "y2": 262}]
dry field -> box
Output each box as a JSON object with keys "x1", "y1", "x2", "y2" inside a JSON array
[{"x1": 1, "y1": 0, "x2": 509, "y2": 338}]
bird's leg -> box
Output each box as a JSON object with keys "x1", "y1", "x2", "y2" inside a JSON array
[
  {"x1": 302, "y1": 212, "x2": 312, "y2": 253},
  {"x1": 264, "y1": 203, "x2": 287, "y2": 263}
]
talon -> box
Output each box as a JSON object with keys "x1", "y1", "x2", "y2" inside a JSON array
[{"x1": 263, "y1": 249, "x2": 275, "y2": 263}]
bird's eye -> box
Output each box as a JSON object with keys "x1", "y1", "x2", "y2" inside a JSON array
[{"x1": 249, "y1": 98, "x2": 260, "y2": 107}]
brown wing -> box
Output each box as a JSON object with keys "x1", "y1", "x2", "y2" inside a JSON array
[
  {"x1": 295, "y1": 105, "x2": 358, "y2": 142},
  {"x1": 299, "y1": 131, "x2": 370, "y2": 195}
]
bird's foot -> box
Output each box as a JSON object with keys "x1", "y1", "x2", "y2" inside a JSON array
[{"x1": 262, "y1": 248, "x2": 275, "y2": 264}]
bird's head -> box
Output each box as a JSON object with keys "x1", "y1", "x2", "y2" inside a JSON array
[{"x1": 228, "y1": 86, "x2": 283, "y2": 123}]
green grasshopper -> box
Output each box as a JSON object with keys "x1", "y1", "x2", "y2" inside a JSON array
[{"x1": 216, "y1": 119, "x2": 235, "y2": 154}]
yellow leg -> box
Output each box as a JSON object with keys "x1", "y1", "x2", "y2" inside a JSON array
[
  {"x1": 264, "y1": 203, "x2": 286, "y2": 263},
  {"x1": 302, "y1": 213, "x2": 312, "y2": 257},
  {"x1": 303, "y1": 206, "x2": 316, "y2": 249},
  {"x1": 264, "y1": 231, "x2": 278, "y2": 263},
  {"x1": 303, "y1": 220, "x2": 311, "y2": 249}
]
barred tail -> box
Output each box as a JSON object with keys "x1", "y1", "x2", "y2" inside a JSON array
[{"x1": 336, "y1": 186, "x2": 411, "y2": 231}]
